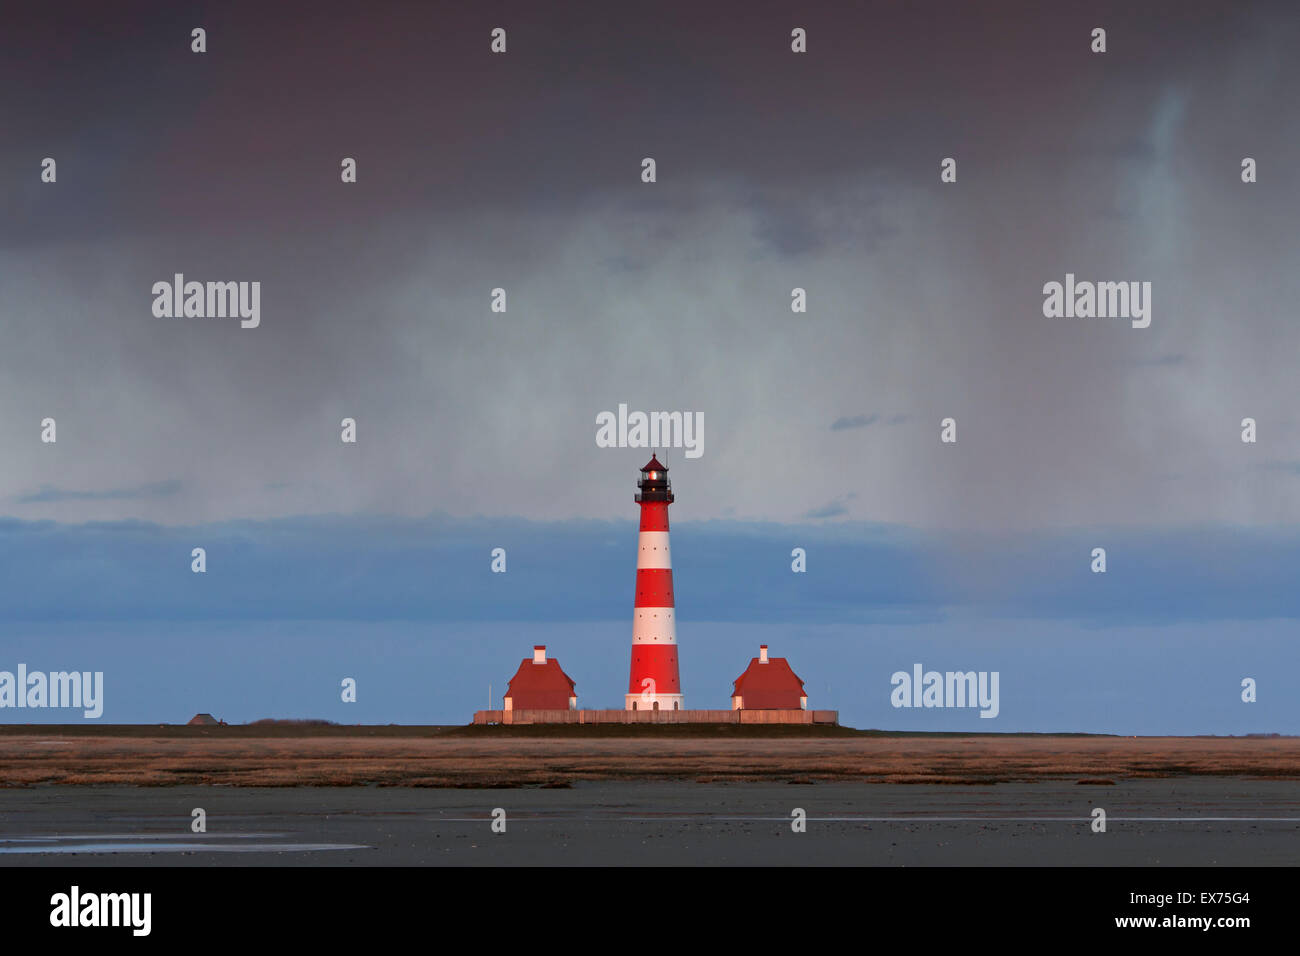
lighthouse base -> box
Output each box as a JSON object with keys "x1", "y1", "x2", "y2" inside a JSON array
[{"x1": 624, "y1": 693, "x2": 685, "y2": 712}]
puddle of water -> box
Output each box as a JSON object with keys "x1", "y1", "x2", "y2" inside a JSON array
[
  {"x1": 0, "y1": 842, "x2": 368, "y2": 854},
  {"x1": 0, "y1": 833, "x2": 286, "y2": 843}
]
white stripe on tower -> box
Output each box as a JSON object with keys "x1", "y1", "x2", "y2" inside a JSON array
[
  {"x1": 632, "y1": 607, "x2": 676, "y2": 644},
  {"x1": 636, "y1": 531, "x2": 672, "y2": 569}
]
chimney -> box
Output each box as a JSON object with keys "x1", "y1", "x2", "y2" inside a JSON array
[
  {"x1": 533, "y1": 645, "x2": 546, "y2": 664},
  {"x1": 759, "y1": 644, "x2": 769, "y2": 664}
]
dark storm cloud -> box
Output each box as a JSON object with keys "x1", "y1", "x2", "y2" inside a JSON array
[
  {"x1": 829, "y1": 414, "x2": 905, "y2": 431},
  {"x1": 804, "y1": 501, "x2": 849, "y2": 519},
  {"x1": 1, "y1": 0, "x2": 1298, "y2": 530},
  {"x1": 5, "y1": 0, "x2": 1292, "y2": 240},
  {"x1": 830, "y1": 414, "x2": 878, "y2": 431}
]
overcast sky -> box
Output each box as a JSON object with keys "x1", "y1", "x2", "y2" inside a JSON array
[
  {"x1": 3, "y1": 0, "x2": 1298, "y2": 528},
  {"x1": 2, "y1": 1, "x2": 1298, "y2": 728}
]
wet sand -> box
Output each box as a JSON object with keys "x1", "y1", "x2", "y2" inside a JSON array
[{"x1": 2, "y1": 779, "x2": 1298, "y2": 866}]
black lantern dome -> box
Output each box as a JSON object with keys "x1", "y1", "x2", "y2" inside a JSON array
[{"x1": 635, "y1": 454, "x2": 674, "y2": 503}]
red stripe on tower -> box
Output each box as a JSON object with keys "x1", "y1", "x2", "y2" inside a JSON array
[{"x1": 626, "y1": 454, "x2": 684, "y2": 711}]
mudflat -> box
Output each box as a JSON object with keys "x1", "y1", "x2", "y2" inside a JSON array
[{"x1": 1, "y1": 780, "x2": 1297, "y2": 866}]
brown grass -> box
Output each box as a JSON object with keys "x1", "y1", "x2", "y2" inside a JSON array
[{"x1": 2, "y1": 731, "x2": 1299, "y2": 787}]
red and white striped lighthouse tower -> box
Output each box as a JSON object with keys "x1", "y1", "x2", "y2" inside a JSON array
[{"x1": 626, "y1": 454, "x2": 684, "y2": 711}]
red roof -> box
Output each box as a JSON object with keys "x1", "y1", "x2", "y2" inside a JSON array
[
  {"x1": 504, "y1": 656, "x2": 577, "y2": 710},
  {"x1": 641, "y1": 454, "x2": 667, "y2": 473},
  {"x1": 731, "y1": 656, "x2": 807, "y2": 709}
]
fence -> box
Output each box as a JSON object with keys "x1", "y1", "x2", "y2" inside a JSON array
[{"x1": 472, "y1": 708, "x2": 838, "y2": 725}]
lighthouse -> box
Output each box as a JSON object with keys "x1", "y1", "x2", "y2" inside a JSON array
[{"x1": 626, "y1": 454, "x2": 684, "y2": 711}]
